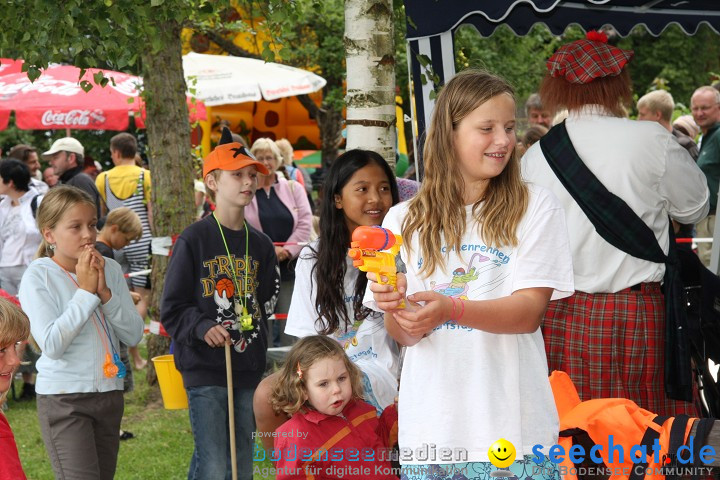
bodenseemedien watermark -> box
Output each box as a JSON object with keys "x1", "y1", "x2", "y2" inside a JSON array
[{"x1": 253, "y1": 443, "x2": 468, "y2": 463}]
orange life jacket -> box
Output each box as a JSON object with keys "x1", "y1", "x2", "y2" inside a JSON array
[{"x1": 549, "y1": 371, "x2": 715, "y2": 480}]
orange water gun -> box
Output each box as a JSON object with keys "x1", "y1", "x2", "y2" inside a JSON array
[{"x1": 348, "y1": 226, "x2": 405, "y2": 308}]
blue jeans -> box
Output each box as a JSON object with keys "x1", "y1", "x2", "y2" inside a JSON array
[{"x1": 186, "y1": 385, "x2": 256, "y2": 480}]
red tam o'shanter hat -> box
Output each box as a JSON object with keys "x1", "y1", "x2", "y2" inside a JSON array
[
  {"x1": 202, "y1": 127, "x2": 268, "y2": 178},
  {"x1": 546, "y1": 30, "x2": 634, "y2": 85}
]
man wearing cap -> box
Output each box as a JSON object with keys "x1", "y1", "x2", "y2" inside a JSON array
[
  {"x1": 43, "y1": 137, "x2": 103, "y2": 219},
  {"x1": 161, "y1": 128, "x2": 279, "y2": 480},
  {"x1": 7, "y1": 144, "x2": 49, "y2": 194},
  {"x1": 522, "y1": 31, "x2": 709, "y2": 417},
  {"x1": 691, "y1": 86, "x2": 720, "y2": 265}
]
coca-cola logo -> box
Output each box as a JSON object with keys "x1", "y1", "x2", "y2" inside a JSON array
[{"x1": 41, "y1": 109, "x2": 107, "y2": 127}]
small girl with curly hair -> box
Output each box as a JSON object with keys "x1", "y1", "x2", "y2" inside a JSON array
[{"x1": 271, "y1": 335, "x2": 398, "y2": 480}]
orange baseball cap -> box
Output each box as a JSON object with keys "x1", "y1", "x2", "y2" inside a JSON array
[{"x1": 202, "y1": 130, "x2": 269, "y2": 178}]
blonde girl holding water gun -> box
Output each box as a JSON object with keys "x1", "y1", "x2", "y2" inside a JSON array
[
  {"x1": 367, "y1": 70, "x2": 575, "y2": 480},
  {"x1": 253, "y1": 149, "x2": 401, "y2": 454},
  {"x1": 18, "y1": 186, "x2": 144, "y2": 480}
]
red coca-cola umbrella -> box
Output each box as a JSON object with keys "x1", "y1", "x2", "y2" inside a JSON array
[
  {"x1": 0, "y1": 59, "x2": 25, "y2": 128},
  {"x1": 0, "y1": 59, "x2": 23, "y2": 76},
  {"x1": 0, "y1": 64, "x2": 205, "y2": 131}
]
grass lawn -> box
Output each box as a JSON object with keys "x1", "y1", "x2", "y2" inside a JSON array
[{"x1": 5, "y1": 338, "x2": 277, "y2": 480}]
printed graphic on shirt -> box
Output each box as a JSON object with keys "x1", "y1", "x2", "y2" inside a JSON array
[
  {"x1": 428, "y1": 245, "x2": 512, "y2": 333},
  {"x1": 201, "y1": 254, "x2": 263, "y2": 353},
  {"x1": 336, "y1": 318, "x2": 362, "y2": 351},
  {"x1": 335, "y1": 291, "x2": 381, "y2": 352}
]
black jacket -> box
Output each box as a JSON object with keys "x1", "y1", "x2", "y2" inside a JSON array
[
  {"x1": 161, "y1": 215, "x2": 280, "y2": 389},
  {"x1": 60, "y1": 166, "x2": 103, "y2": 219}
]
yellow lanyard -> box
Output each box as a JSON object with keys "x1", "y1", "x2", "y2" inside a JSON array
[{"x1": 213, "y1": 213, "x2": 254, "y2": 331}]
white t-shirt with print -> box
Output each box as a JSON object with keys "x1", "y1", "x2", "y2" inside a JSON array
[
  {"x1": 286, "y1": 241, "x2": 400, "y2": 409},
  {"x1": 364, "y1": 184, "x2": 574, "y2": 464}
]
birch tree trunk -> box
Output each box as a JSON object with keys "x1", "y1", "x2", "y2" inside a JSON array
[{"x1": 344, "y1": 0, "x2": 397, "y2": 167}]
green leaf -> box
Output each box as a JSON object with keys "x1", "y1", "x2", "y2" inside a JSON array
[
  {"x1": 93, "y1": 71, "x2": 105, "y2": 85},
  {"x1": 104, "y1": 0, "x2": 112, "y2": 6},
  {"x1": 27, "y1": 66, "x2": 41, "y2": 82},
  {"x1": 407, "y1": 15, "x2": 417, "y2": 30},
  {"x1": 151, "y1": 0, "x2": 164, "y2": 6},
  {"x1": 79, "y1": 80, "x2": 93, "y2": 92}
]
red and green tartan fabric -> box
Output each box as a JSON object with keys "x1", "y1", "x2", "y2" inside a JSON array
[
  {"x1": 547, "y1": 37, "x2": 634, "y2": 84},
  {"x1": 539, "y1": 121, "x2": 694, "y2": 403},
  {"x1": 544, "y1": 286, "x2": 697, "y2": 417}
]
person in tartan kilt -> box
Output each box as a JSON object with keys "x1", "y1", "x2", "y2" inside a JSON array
[{"x1": 522, "y1": 30, "x2": 710, "y2": 416}]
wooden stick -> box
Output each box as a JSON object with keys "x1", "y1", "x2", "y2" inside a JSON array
[{"x1": 225, "y1": 342, "x2": 237, "y2": 480}]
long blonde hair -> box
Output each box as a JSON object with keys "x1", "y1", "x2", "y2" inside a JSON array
[
  {"x1": 403, "y1": 69, "x2": 528, "y2": 277},
  {"x1": 0, "y1": 298, "x2": 30, "y2": 402},
  {"x1": 35, "y1": 186, "x2": 97, "y2": 259}
]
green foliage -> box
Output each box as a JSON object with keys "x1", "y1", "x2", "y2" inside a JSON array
[
  {"x1": 0, "y1": 0, "x2": 225, "y2": 85},
  {"x1": 454, "y1": 24, "x2": 574, "y2": 103},
  {"x1": 618, "y1": 24, "x2": 720, "y2": 105},
  {"x1": 245, "y1": 0, "x2": 347, "y2": 112}
]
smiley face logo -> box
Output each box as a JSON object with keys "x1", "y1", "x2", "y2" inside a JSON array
[{"x1": 488, "y1": 438, "x2": 516, "y2": 469}]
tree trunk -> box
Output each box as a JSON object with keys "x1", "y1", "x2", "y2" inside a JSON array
[
  {"x1": 344, "y1": 0, "x2": 396, "y2": 166},
  {"x1": 296, "y1": 93, "x2": 343, "y2": 186},
  {"x1": 141, "y1": 20, "x2": 196, "y2": 385},
  {"x1": 318, "y1": 106, "x2": 344, "y2": 171}
]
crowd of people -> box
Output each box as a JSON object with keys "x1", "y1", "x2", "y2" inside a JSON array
[{"x1": 1, "y1": 30, "x2": 720, "y2": 480}]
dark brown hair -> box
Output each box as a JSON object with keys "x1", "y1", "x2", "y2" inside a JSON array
[{"x1": 110, "y1": 133, "x2": 138, "y2": 159}]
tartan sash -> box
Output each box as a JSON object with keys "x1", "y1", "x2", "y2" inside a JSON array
[{"x1": 539, "y1": 121, "x2": 692, "y2": 402}]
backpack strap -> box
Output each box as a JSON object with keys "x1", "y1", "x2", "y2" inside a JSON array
[
  {"x1": 559, "y1": 427, "x2": 611, "y2": 480},
  {"x1": 628, "y1": 415, "x2": 670, "y2": 480},
  {"x1": 539, "y1": 122, "x2": 693, "y2": 402},
  {"x1": 665, "y1": 414, "x2": 691, "y2": 480}
]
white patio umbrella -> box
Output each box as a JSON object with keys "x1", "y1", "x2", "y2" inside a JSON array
[{"x1": 182, "y1": 52, "x2": 326, "y2": 106}]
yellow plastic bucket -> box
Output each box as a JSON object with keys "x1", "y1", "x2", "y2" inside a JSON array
[{"x1": 152, "y1": 355, "x2": 188, "y2": 410}]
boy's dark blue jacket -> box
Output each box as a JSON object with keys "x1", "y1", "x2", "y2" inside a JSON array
[{"x1": 161, "y1": 214, "x2": 280, "y2": 389}]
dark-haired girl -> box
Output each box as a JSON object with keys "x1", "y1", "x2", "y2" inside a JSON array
[{"x1": 253, "y1": 149, "x2": 400, "y2": 454}]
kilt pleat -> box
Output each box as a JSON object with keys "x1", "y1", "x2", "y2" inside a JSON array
[{"x1": 543, "y1": 283, "x2": 697, "y2": 417}]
